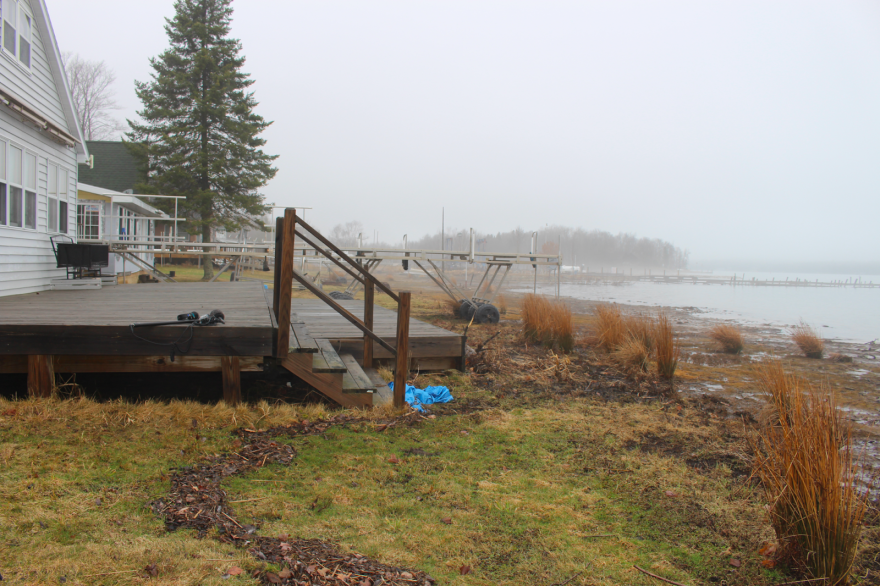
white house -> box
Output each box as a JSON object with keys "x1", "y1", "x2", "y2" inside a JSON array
[
  {"x1": 0, "y1": 0, "x2": 88, "y2": 297},
  {"x1": 77, "y1": 182, "x2": 171, "y2": 276}
]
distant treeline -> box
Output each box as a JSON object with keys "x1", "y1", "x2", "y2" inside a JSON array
[{"x1": 332, "y1": 222, "x2": 689, "y2": 269}]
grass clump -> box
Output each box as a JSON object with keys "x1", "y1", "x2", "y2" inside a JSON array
[
  {"x1": 655, "y1": 313, "x2": 680, "y2": 380},
  {"x1": 709, "y1": 324, "x2": 745, "y2": 354},
  {"x1": 791, "y1": 320, "x2": 825, "y2": 359},
  {"x1": 593, "y1": 304, "x2": 626, "y2": 352},
  {"x1": 522, "y1": 294, "x2": 574, "y2": 352},
  {"x1": 612, "y1": 335, "x2": 651, "y2": 375},
  {"x1": 751, "y1": 362, "x2": 869, "y2": 585}
]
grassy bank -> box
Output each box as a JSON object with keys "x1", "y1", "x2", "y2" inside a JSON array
[{"x1": 2, "y1": 283, "x2": 878, "y2": 585}]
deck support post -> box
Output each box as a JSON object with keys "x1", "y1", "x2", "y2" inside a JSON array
[
  {"x1": 273, "y1": 217, "x2": 283, "y2": 319},
  {"x1": 221, "y1": 356, "x2": 241, "y2": 405},
  {"x1": 275, "y1": 209, "x2": 297, "y2": 358},
  {"x1": 27, "y1": 355, "x2": 54, "y2": 398},
  {"x1": 393, "y1": 291, "x2": 411, "y2": 409},
  {"x1": 363, "y1": 280, "x2": 374, "y2": 369}
]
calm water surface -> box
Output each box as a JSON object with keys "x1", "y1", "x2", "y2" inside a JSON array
[{"x1": 518, "y1": 272, "x2": 880, "y2": 343}]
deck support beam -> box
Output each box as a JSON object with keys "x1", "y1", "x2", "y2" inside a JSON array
[
  {"x1": 393, "y1": 291, "x2": 411, "y2": 409},
  {"x1": 363, "y1": 280, "x2": 374, "y2": 369},
  {"x1": 275, "y1": 209, "x2": 297, "y2": 358},
  {"x1": 221, "y1": 356, "x2": 242, "y2": 405},
  {"x1": 27, "y1": 355, "x2": 54, "y2": 398}
]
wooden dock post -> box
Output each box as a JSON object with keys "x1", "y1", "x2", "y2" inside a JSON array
[
  {"x1": 393, "y1": 291, "x2": 411, "y2": 409},
  {"x1": 275, "y1": 209, "x2": 297, "y2": 358},
  {"x1": 27, "y1": 355, "x2": 54, "y2": 398},
  {"x1": 221, "y1": 356, "x2": 241, "y2": 405},
  {"x1": 363, "y1": 280, "x2": 374, "y2": 369}
]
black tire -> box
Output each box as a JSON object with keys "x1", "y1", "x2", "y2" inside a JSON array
[
  {"x1": 475, "y1": 303, "x2": 501, "y2": 324},
  {"x1": 459, "y1": 300, "x2": 477, "y2": 320},
  {"x1": 329, "y1": 291, "x2": 355, "y2": 301}
]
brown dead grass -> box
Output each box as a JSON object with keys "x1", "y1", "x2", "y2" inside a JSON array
[
  {"x1": 496, "y1": 294, "x2": 508, "y2": 315},
  {"x1": 593, "y1": 304, "x2": 626, "y2": 352},
  {"x1": 444, "y1": 298, "x2": 462, "y2": 317},
  {"x1": 612, "y1": 335, "x2": 651, "y2": 375},
  {"x1": 522, "y1": 294, "x2": 574, "y2": 352},
  {"x1": 656, "y1": 313, "x2": 680, "y2": 380},
  {"x1": 791, "y1": 320, "x2": 825, "y2": 359},
  {"x1": 751, "y1": 361, "x2": 869, "y2": 585},
  {"x1": 709, "y1": 324, "x2": 745, "y2": 354}
]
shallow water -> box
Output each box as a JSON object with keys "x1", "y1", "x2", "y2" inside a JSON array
[{"x1": 517, "y1": 272, "x2": 880, "y2": 343}]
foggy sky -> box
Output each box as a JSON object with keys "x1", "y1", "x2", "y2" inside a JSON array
[{"x1": 48, "y1": 1, "x2": 880, "y2": 268}]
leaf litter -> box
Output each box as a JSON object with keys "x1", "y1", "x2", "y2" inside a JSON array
[{"x1": 152, "y1": 413, "x2": 436, "y2": 585}]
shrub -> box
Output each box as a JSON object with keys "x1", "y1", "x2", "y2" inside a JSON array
[
  {"x1": 655, "y1": 313, "x2": 679, "y2": 379},
  {"x1": 522, "y1": 294, "x2": 574, "y2": 352},
  {"x1": 752, "y1": 362, "x2": 869, "y2": 585},
  {"x1": 496, "y1": 294, "x2": 508, "y2": 316},
  {"x1": 624, "y1": 313, "x2": 655, "y2": 353},
  {"x1": 709, "y1": 324, "x2": 744, "y2": 354},
  {"x1": 791, "y1": 320, "x2": 825, "y2": 359},
  {"x1": 444, "y1": 299, "x2": 462, "y2": 317}
]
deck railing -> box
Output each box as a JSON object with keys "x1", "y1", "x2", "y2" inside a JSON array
[{"x1": 272, "y1": 209, "x2": 411, "y2": 408}]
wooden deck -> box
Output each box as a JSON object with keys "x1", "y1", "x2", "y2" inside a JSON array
[{"x1": 0, "y1": 281, "x2": 464, "y2": 405}]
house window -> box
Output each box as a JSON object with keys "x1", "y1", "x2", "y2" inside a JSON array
[
  {"x1": 7, "y1": 143, "x2": 21, "y2": 227},
  {"x1": 58, "y1": 167, "x2": 68, "y2": 233},
  {"x1": 47, "y1": 164, "x2": 70, "y2": 233},
  {"x1": 77, "y1": 203, "x2": 100, "y2": 239},
  {"x1": 23, "y1": 150, "x2": 35, "y2": 229},
  {"x1": 48, "y1": 164, "x2": 57, "y2": 231},
  {"x1": 1, "y1": 0, "x2": 31, "y2": 68}
]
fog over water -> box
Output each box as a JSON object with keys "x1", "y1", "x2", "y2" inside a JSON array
[{"x1": 50, "y1": 1, "x2": 880, "y2": 271}]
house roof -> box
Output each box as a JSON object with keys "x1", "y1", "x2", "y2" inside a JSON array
[
  {"x1": 78, "y1": 183, "x2": 170, "y2": 218},
  {"x1": 29, "y1": 0, "x2": 88, "y2": 162},
  {"x1": 78, "y1": 141, "x2": 141, "y2": 192}
]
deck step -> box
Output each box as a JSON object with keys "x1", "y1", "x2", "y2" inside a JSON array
[
  {"x1": 288, "y1": 319, "x2": 319, "y2": 354},
  {"x1": 312, "y1": 339, "x2": 346, "y2": 373},
  {"x1": 339, "y1": 354, "x2": 378, "y2": 394},
  {"x1": 363, "y1": 366, "x2": 392, "y2": 406}
]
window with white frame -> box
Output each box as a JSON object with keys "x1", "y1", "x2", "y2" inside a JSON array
[
  {"x1": 77, "y1": 202, "x2": 100, "y2": 239},
  {"x1": 58, "y1": 167, "x2": 68, "y2": 233},
  {"x1": 23, "y1": 150, "x2": 35, "y2": 229},
  {"x1": 1, "y1": 0, "x2": 31, "y2": 69},
  {"x1": 47, "y1": 163, "x2": 57, "y2": 231}
]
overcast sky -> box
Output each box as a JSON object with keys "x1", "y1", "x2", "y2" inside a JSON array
[{"x1": 48, "y1": 1, "x2": 880, "y2": 268}]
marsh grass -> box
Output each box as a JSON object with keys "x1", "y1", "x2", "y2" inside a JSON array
[
  {"x1": 593, "y1": 304, "x2": 626, "y2": 352},
  {"x1": 612, "y1": 335, "x2": 651, "y2": 375},
  {"x1": 751, "y1": 362, "x2": 869, "y2": 585},
  {"x1": 444, "y1": 298, "x2": 462, "y2": 317},
  {"x1": 791, "y1": 320, "x2": 825, "y2": 359},
  {"x1": 522, "y1": 294, "x2": 574, "y2": 352},
  {"x1": 655, "y1": 313, "x2": 680, "y2": 380},
  {"x1": 710, "y1": 324, "x2": 745, "y2": 354}
]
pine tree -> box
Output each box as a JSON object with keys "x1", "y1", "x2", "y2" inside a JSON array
[{"x1": 127, "y1": 0, "x2": 277, "y2": 279}]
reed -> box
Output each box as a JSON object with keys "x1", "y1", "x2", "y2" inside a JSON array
[
  {"x1": 612, "y1": 335, "x2": 650, "y2": 375},
  {"x1": 522, "y1": 294, "x2": 574, "y2": 352},
  {"x1": 751, "y1": 362, "x2": 869, "y2": 585},
  {"x1": 593, "y1": 304, "x2": 626, "y2": 352},
  {"x1": 791, "y1": 320, "x2": 825, "y2": 359},
  {"x1": 655, "y1": 313, "x2": 679, "y2": 379},
  {"x1": 624, "y1": 313, "x2": 655, "y2": 353},
  {"x1": 709, "y1": 324, "x2": 744, "y2": 354}
]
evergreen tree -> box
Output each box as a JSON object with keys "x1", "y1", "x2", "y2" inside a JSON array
[{"x1": 127, "y1": 0, "x2": 277, "y2": 279}]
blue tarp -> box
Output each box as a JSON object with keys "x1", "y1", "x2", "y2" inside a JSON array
[{"x1": 388, "y1": 383, "x2": 453, "y2": 412}]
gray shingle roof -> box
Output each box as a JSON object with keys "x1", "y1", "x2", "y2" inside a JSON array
[{"x1": 78, "y1": 141, "x2": 141, "y2": 193}]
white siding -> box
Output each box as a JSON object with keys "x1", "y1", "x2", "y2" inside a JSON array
[
  {"x1": 0, "y1": 0, "x2": 69, "y2": 131},
  {"x1": 0, "y1": 104, "x2": 78, "y2": 296}
]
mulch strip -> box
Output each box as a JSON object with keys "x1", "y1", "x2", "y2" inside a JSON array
[{"x1": 153, "y1": 414, "x2": 436, "y2": 586}]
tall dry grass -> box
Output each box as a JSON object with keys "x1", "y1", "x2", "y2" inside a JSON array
[
  {"x1": 752, "y1": 362, "x2": 869, "y2": 585},
  {"x1": 593, "y1": 304, "x2": 626, "y2": 352},
  {"x1": 791, "y1": 320, "x2": 825, "y2": 359},
  {"x1": 709, "y1": 324, "x2": 744, "y2": 354},
  {"x1": 522, "y1": 294, "x2": 574, "y2": 352},
  {"x1": 655, "y1": 313, "x2": 679, "y2": 379},
  {"x1": 612, "y1": 335, "x2": 651, "y2": 374}
]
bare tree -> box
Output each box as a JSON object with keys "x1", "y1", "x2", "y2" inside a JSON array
[
  {"x1": 62, "y1": 52, "x2": 125, "y2": 140},
  {"x1": 330, "y1": 221, "x2": 364, "y2": 247}
]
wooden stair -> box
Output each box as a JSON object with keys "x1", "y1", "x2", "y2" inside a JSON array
[{"x1": 279, "y1": 315, "x2": 390, "y2": 407}]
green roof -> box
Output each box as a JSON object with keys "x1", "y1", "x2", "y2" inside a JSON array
[{"x1": 78, "y1": 141, "x2": 141, "y2": 193}]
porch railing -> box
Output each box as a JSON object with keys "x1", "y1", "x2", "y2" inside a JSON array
[{"x1": 272, "y1": 208, "x2": 410, "y2": 408}]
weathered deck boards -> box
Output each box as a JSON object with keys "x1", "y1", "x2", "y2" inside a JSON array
[
  {"x1": 289, "y1": 299, "x2": 464, "y2": 367},
  {"x1": 0, "y1": 282, "x2": 275, "y2": 356}
]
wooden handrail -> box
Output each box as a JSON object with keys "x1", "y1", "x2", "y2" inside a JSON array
[
  {"x1": 294, "y1": 229, "x2": 365, "y2": 286},
  {"x1": 294, "y1": 216, "x2": 400, "y2": 303},
  {"x1": 393, "y1": 292, "x2": 411, "y2": 408},
  {"x1": 290, "y1": 267, "x2": 397, "y2": 356}
]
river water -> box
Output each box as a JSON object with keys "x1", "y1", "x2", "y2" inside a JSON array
[{"x1": 517, "y1": 271, "x2": 880, "y2": 343}]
